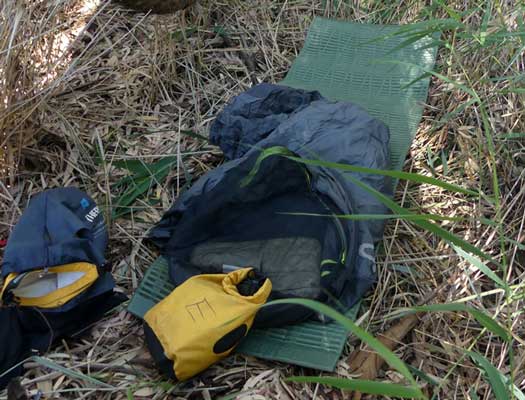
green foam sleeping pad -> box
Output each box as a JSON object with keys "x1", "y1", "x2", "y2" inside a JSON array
[
  {"x1": 282, "y1": 18, "x2": 438, "y2": 171},
  {"x1": 128, "y1": 17, "x2": 438, "y2": 372}
]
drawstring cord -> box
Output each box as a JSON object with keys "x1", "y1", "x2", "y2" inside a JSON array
[{"x1": 31, "y1": 307, "x2": 55, "y2": 353}]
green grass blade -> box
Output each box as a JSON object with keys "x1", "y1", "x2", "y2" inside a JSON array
[
  {"x1": 469, "y1": 387, "x2": 481, "y2": 400},
  {"x1": 451, "y1": 244, "x2": 506, "y2": 288},
  {"x1": 113, "y1": 159, "x2": 151, "y2": 175},
  {"x1": 498, "y1": 132, "x2": 525, "y2": 140},
  {"x1": 478, "y1": 0, "x2": 492, "y2": 46},
  {"x1": 263, "y1": 298, "x2": 423, "y2": 396},
  {"x1": 371, "y1": 62, "x2": 499, "y2": 209},
  {"x1": 467, "y1": 351, "x2": 509, "y2": 400},
  {"x1": 431, "y1": 98, "x2": 478, "y2": 131},
  {"x1": 31, "y1": 356, "x2": 115, "y2": 389},
  {"x1": 407, "y1": 365, "x2": 441, "y2": 386},
  {"x1": 511, "y1": 383, "x2": 525, "y2": 400},
  {"x1": 171, "y1": 27, "x2": 197, "y2": 41},
  {"x1": 114, "y1": 176, "x2": 151, "y2": 208},
  {"x1": 433, "y1": 0, "x2": 463, "y2": 21},
  {"x1": 180, "y1": 129, "x2": 209, "y2": 142},
  {"x1": 385, "y1": 32, "x2": 437, "y2": 55},
  {"x1": 114, "y1": 156, "x2": 178, "y2": 180},
  {"x1": 240, "y1": 146, "x2": 296, "y2": 187},
  {"x1": 499, "y1": 87, "x2": 525, "y2": 94},
  {"x1": 112, "y1": 156, "x2": 178, "y2": 217},
  {"x1": 504, "y1": 43, "x2": 525, "y2": 72},
  {"x1": 364, "y1": 19, "x2": 462, "y2": 44},
  {"x1": 289, "y1": 156, "x2": 479, "y2": 196},
  {"x1": 401, "y1": 72, "x2": 433, "y2": 89},
  {"x1": 376, "y1": 60, "x2": 476, "y2": 96},
  {"x1": 410, "y1": 304, "x2": 510, "y2": 342},
  {"x1": 283, "y1": 212, "x2": 465, "y2": 223},
  {"x1": 286, "y1": 376, "x2": 423, "y2": 398}
]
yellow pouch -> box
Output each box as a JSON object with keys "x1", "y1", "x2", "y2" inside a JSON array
[
  {"x1": 144, "y1": 268, "x2": 272, "y2": 381},
  {"x1": 1, "y1": 262, "x2": 99, "y2": 308}
]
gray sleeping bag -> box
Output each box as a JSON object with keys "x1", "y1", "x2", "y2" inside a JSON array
[{"x1": 150, "y1": 83, "x2": 392, "y2": 327}]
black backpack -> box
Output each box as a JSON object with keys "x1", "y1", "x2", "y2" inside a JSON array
[{"x1": 0, "y1": 188, "x2": 126, "y2": 388}]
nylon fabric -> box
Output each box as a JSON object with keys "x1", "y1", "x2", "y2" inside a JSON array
[
  {"x1": 149, "y1": 83, "x2": 391, "y2": 324},
  {"x1": 0, "y1": 188, "x2": 126, "y2": 389}
]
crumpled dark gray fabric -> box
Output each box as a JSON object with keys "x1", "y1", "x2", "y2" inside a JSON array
[
  {"x1": 210, "y1": 85, "x2": 322, "y2": 160},
  {"x1": 210, "y1": 83, "x2": 392, "y2": 243},
  {"x1": 151, "y1": 83, "x2": 392, "y2": 321}
]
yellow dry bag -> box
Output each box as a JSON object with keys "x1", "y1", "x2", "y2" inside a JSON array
[{"x1": 143, "y1": 268, "x2": 271, "y2": 380}]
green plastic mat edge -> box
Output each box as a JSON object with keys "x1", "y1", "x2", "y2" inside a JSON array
[{"x1": 128, "y1": 17, "x2": 438, "y2": 372}]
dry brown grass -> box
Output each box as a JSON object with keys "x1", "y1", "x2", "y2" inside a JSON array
[{"x1": 1, "y1": 0, "x2": 524, "y2": 399}]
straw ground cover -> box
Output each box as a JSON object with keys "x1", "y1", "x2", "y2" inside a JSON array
[{"x1": 1, "y1": 0, "x2": 524, "y2": 398}]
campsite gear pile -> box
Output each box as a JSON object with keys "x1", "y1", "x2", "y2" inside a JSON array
[
  {"x1": 149, "y1": 83, "x2": 392, "y2": 330},
  {"x1": 144, "y1": 268, "x2": 271, "y2": 380},
  {"x1": 0, "y1": 188, "x2": 125, "y2": 388},
  {"x1": 125, "y1": 14, "x2": 438, "y2": 371},
  {"x1": 0, "y1": 85, "x2": 392, "y2": 386},
  {"x1": 1, "y1": 14, "x2": 441, "y2": 387}
]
